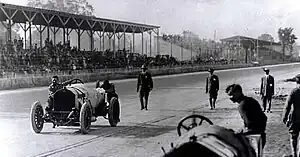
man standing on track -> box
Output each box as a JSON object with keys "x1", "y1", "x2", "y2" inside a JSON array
[
  {"x1": 260, "y1": 68, "x2": 275, "y2": 113},
  {"x1": 137, "y1": 64, "x2": 153, "y2": 110},
  {"x1": 206, "y1": 68, "x2": 219, "y2": 110},
  {"x1": 282, "y1": 74, "x2": 300, "y2": 157}
]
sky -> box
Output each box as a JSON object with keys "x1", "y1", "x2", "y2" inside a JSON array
[{"x1": 1, "y1": 0, "x2": 300, "y2": 42}]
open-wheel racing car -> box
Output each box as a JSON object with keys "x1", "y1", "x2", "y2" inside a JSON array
[
  {"x1": 161, "y1": 114, "x2": 263, "y2": 157},
  {"x1": 30, "y1": 78, "x2": 120, "y2": 134}
]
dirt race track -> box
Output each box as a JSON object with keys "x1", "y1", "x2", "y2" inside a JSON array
[{"x1": 0, "y1": 63, "x2": 300, "y2": 157}]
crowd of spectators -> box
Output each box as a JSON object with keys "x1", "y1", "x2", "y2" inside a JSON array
[{"x1": 0, "y1": 36, "x2": 241, "y2": 78}]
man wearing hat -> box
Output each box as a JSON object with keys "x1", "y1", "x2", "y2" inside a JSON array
[
  {"x1": 137, "y1": 64, "x2": 153, "y2": 110},
  {"x1": 282, "y1": 74, "x2": 300, "y2": 157},
  {"x1": 260, "y1": 68, "x2": 275, "y2": 113},
  {"x1": 206, "y1": 68, "x2": 219, "y2": 110}
]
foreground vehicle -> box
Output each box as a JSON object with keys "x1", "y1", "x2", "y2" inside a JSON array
[
  {"x1": 161, "y1": 114, "x2": 263, "y2": 157},
  {"x1": 30, "y1": 78, "x2": 120, "y2": 134}
]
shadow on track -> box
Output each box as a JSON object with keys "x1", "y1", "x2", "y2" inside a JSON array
[{"x1": 39, "y1": 124, "x2": 176, "y2": 138}]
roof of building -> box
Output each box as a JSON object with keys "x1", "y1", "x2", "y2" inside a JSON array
[
  {"x1": 220, "y1": 35, "x2": 281, "y2": 46},
  {"x1": 0, "y1": 3, "x2": 160, "y2": 33}
]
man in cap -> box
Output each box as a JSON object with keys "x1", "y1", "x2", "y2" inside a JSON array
[
  {"x1": 226, "y1": 84, "x2": 267, "y2": 149},
  {"x1": 260, "y1": 68, "x2": 275, "y2": 112},
  {"x1": 46, "y1": 75, "x2": 63, "y2": 112},
  {"x1": 137, "y1": 64, "x2": 153, "y2": 110},
  {"x1": 206, "y1": 68, "x2": 219, "y2": 110},
  {"x1": 96, "y1": 79, "x2": 118, "y2": 102},
  {"x1": 282, "y1": 74, "x2": 300, "y2": 157}
]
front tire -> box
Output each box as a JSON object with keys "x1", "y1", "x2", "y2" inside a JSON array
[
  {"x1": 108, "y1": 97, "x2": 120, "y2": 127},
  {"x1": 80, "y1": 102, "x2": 92, "y2": 134},
  {"x1": 30, "y1": 101, "x2": 44, "y2": 133}
]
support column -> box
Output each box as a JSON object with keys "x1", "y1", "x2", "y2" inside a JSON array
[
  {"x1": 63, "y1": 27, "x2": 66, "y2": 44},
  {"x1": 116, "y1": 32, "x2": 123, "y2": 51},
  {"x1": 141, "y1": 31, "x2": 144, "y2": 55},
  {"x1": 96, "y1": 31, "x2": 104, "y2": 52},
  {"x1": 87, "y1": 30, "x2": 95, "y2": 51},
  {"x1": 113, "y1": 33, "x2": 116, "y2": 58},
  {"x1": 29, "y1": 22, "x2": 32, "y2": 49},
  {"x1": 50, "y1": 27, "x2": 59, "y2": 45},
  {"x1": 156, "y1": 28, "x2": 160, "y2": 56},
  {"x1": 8, "y1": 19, "x2": 12, "y2": 43},
  {"x1": 75, "y1": 29, "x2": 84, "y2": 50},
  {"x1": 34, "y1": 25, "x2": 46, "y2": 53},
  {"x1": 123, "y1": 32, "x2": 126, "y2": 50},
  {"x1": 24, "y1": 25, "x2": 27, "y2": 49},
  {"x1": 149, "y1": 31, "x2": 152, "y2": 57},
  {"x1": 103, "y1": 32, "x2": 105, "y2": 52},
  {"x1": 19, "y1": 23, "x2": 29, "y2": 49},
  {"x1": 132, "y1": 33, "x2": 135, "y2": 53},
  {"x1": 145, "y1": 40, "x2": 148, "y2": 56},
  {"x1": 47, "y1": 26, "x2": 50, "y2": 40}
]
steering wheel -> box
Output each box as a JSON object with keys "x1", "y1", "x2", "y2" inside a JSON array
[
  {"x1": 64, "y1": 78, "x2": 84, "y2": 86},
  {"x1": 177, "y1": 114, "x2": 213, "y2": 136}
]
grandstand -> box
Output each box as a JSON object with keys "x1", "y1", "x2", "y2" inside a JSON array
[{"x1": 0, "y1": 2, "x2": 162, "y2": 75}]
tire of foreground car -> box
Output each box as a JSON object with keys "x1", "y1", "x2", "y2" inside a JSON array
[
  {"x1": 30, "y1": 101, "x2": 44, "y2": 133},
  {"x1": 80, "y1": 102, "x2": 92, "y2": 134},
  {"x1": 108, "y1": 97, "x2": 120, "y2": 127}
]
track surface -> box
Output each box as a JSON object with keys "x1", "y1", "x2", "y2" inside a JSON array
[{"x1": 0, "y1": 63, "x2": 299, "y2": 157}]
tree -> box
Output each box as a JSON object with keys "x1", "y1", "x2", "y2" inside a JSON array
[
  {"x1": 258, "y1": 34, "x2": 274, "y2": 42},
  {"x1": 27, "y1": 0, "x2": 95, "y2": 50},
  {"x1": 27, "y1": 0, "x2": 94, "y2": 16},
  {"x1": 278, "y1": 27, "x2": 298, "y2": 61}
]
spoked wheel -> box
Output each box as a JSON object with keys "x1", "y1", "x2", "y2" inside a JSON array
[
  {"x1": 30, "y1": 101, "x2": 44, "y2": 133},
  {"x1": 177, "y1": 114, "x2": 213, "y2": 136},
  {"x1": 108, "y1": 97, "x2": 120, "y2": 127},
  {"x1": 80, "y1": 102, "x2": 92, "y2": 134}
]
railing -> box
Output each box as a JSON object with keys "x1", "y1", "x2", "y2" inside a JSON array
[{"x1": 0, "y1": 61, "x2": 283, "y2": 79}]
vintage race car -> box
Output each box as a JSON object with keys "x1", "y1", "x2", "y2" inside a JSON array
[
  {"x1": 161, "y1": 114, "x2": 263, "y2": 157},
  {"x1": 30, "y1": 78, "x2": 120, "y2": 134}
]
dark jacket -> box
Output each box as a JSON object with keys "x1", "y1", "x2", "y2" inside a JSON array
[
  {"x1": 49, "y1": 83, "x2": 63, "y2": 95},
  {"x1": 237, "y1": 95, "x2": 267, "y2": 133},
  {"x1": 100, "y1": 83, "x2": 115, "y2": 93},
  {"x1": 206, "y1": 74, "x2": 219, "y2": 93},
  {"x1": 283, "y1": 86, "x2": 300, "y2": 125},
  {"x1": 260, "y1": 75, "x2": 275, "y2": 97},
  {"x1": 137, "y1": 71, "x2": 153, "y2": 92}
]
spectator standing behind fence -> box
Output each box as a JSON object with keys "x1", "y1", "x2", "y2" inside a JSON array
[
  {"x1": 205, "y1": 68, "x2": 219, "y2": 110},
  {"x1": 137, "y1": 64, "x2": 153, "y2": 110},
  {"x1": 260, "y1": 68, "x2": 274, "y2": 113}
]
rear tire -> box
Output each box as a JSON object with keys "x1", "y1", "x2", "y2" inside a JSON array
[
  {"x1": 108, "y1": 97, "x2": 120, "y2": 127},
  {"x1": 30, "y1": 101, "x2": 44, "y2": 133},
  {"x1": 80, "y1": 102, "x2": 92, "y2": 134}
]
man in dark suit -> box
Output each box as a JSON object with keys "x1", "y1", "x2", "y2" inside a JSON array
[
  {"x1": 206, "y1": 68, "x2": 219, "y2": 110},
  {"x1": 260, "y1": 68, "x2": 275, "y2": 113},
  {"x1": 137, "y1": 65, "x2": 153, "y2": 110},
  {"x1": 282, "y1": 74, "x2": 300, "y2": 157}
]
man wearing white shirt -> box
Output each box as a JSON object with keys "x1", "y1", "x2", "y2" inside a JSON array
[{"x1": 260, "y1": 68, "x2": 275, "y2": 113}]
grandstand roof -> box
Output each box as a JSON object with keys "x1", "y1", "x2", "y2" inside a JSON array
[
  {"x1": 220, "y1": 35, "x2": 281, "y2": 46},
  {"x1": 0, "y1": 3, "x2": 160, "y2": 33}
]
